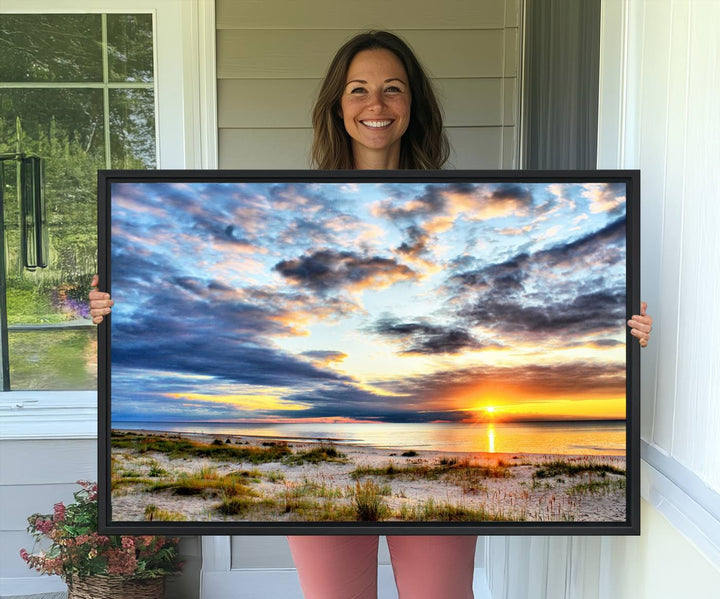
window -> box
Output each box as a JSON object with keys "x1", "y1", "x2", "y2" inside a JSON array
[{"x1": 0, "y1": 13, "x2": 156, "y2": 390}]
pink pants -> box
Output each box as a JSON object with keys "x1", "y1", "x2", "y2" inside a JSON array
[{"x1": 287, "y1": 535, "x2": 477, "y2": 599}]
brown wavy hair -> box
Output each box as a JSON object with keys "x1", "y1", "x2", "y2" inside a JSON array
[{"x1": 311, "y1": 31, "x2": 449, "y2": 170}]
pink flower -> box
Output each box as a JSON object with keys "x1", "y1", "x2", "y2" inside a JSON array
[
  {"x1": 53, "y1": 503, "x2": 66, "y2": 522},
  {"x1": 121, "y1": 536, "x2": 135, "y2": 550},
  {"x1": 107, "y1": 548, "x2": 137, "y2": 576},
  {"x1": 19, "y1": 548, "x2": 29, "y2": 562},
  {"x1": 34, "y1": 518, "x2": 54, "y2": 534}
]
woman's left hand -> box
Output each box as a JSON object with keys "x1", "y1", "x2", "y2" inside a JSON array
[{"x1": 627, "y1": 301, "x2": 653, "y2": 348}]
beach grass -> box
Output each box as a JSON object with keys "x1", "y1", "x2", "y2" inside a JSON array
[
  {"x1": 567, "y1": 477, "x2": 626, "y2": 496},
  {"x1": 397, "y1": 498, "x2": 523, "y2": 522},
  {"x1": 534, "y1": 458, "x2": 625, "y2": 479},
  {"x1": 352, "y1": 480, "x2": 390, "y2": 521},
  {"x1": 111, "y1": 431, "x2": 347, "y2": 465},
  {"x1": 283, "y1": 444, "x2": 347, "y2": 465},
  {"x1": 111, "y1": 431, "x2": 626, "y2": 523},
  {"x1": 144, "y1": 503, "x2": 187, "y2": 521},
  {"x1": 145, "y1": 468, "x2": 258, "y2": 500},
  {"x1": 111, "y1": 431, "x2": 293, "y2": 463},
  {"x1": 350, "y1": 457, "x2": 512, "y2": 485}
]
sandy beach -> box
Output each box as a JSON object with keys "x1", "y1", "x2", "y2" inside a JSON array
[{"x1": 110, "y1": 429, "x2": 627, "y2": 523}]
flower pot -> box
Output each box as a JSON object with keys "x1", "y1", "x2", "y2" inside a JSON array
[{"x1": 67, "y1": 575, "x2": 164, "y2": 599}]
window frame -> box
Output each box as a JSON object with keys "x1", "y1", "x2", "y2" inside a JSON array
[{"x1": 0, "y1": 0, "x2": 217, "y2": 437}]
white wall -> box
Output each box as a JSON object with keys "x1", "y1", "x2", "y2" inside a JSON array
[{"x1": 486, "y1": 0, "x2": 720, "y2": 596}]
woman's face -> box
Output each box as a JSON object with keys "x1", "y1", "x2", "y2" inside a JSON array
[{"x1": 340, "y1": 49, "x2": 411, "y2": 167}]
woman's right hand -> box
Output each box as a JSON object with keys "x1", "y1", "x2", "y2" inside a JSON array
[{"x1": 89, "y1": 274, "x2": 114, "y2": 324}]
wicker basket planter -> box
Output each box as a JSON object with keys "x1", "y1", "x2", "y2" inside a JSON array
[{"x1": 67, "y1": 575, "x2": 164, "y2": 599}]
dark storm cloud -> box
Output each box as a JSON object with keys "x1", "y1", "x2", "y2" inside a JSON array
[
  {"x1": 449, "y1": 216, "x2": 625, "y2": 291},
  {"x1": 462, "y1": 289, "x2": 626, "y2": 336},
  {"x1": 449, "y1": 254, "x2": 529, "y2": 292},
  {"x1": 376, "y1": 185, "x2": 447, "y2": 221},
  {"x1": 370, "y1": 318, "x2": 500, "y2": 355},
  {"x1": 111, "y1": 290, "x2": 345, "y2": 387},
  {"x1": 111, "y1": 264, "x2": 356, "y2": 391},
  {"x1": 273, "y1": 249, "x2": 416, "y2": 293},
  {"x1": 396, "y1": 225, "x2": 431, "y2": 258},
  {"x1": 533, "y1": 216, "x2": 626, "y2": 269},
  {"x1": 489, "y1": 183, "x2": 534, "y2": 205}
]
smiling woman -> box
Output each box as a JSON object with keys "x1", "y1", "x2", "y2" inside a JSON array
[
  {"x1": 310, "y1": 30, "x2": 449, "y2": 170},
  {"x1": 339, "y1": 48, "x2": 412, "y2": 169}
]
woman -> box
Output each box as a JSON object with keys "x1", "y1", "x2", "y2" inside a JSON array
[{"x1": 90, "y1": 31, "x2": 653, "y2": 598}]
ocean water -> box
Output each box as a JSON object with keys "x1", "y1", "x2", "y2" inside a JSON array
[{"x1": 113, "y1": 420, "x2": 626, "y2": 456}]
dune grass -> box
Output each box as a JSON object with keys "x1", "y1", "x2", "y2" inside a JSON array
[
  {"x1": 283, "y1": 444, "x2": 347, "y2": 465},
  {"x1": 352, "y1": 480, "x2": 390, "y2": 521},
  {"x1": 111, "y1": 432, "x2": 625, "y2": 523},
  {"x1": 112, "y1": 431, "x2": 346, "y2": 465},
  {"x1": 145, "y1": 468, "x2": 258, "y2": 500},
  {"x1": 534, "y1": 459, "x2": 625, "y2": 479},
  {"x1": 112, "y1": 432, "x2": 292, "y2": 463},
  {"x1": 567, "y1": 477, "x2": 626, "y2": 496},
  {"x1": 397, "y1": 498, "x2": 523, "y2": 522},
  {"x1": 144, "y1": 503, "x2": 187, "y2": 521},
  {"x1": 350, "y1": 457, "x2": 512, "y2": 484}
]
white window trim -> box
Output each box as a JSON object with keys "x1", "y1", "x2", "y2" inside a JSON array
[{"x1": 0, "y1": 0, "x2": 217, "y2": 439}]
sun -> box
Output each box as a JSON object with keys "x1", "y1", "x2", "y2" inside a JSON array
[{"x1": 485, "y1": 406, "x2": 495, "y2": 414}]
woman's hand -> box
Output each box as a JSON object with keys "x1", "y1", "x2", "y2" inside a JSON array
[
  {"x1": 89, "y1": 274, "x2": 114, "y2": 324},
  {"x1": 627, "y1": 301, "x2": 652, "y2": 348}
]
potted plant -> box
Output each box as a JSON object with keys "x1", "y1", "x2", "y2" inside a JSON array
[{"x1": 20, "y1": 480, "x2": 182, "y2": 599}]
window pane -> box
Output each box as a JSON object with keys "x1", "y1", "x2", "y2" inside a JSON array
[
  {"x1": 2, "y1": 89, "x2": 104, "y2": 390},
  {"x1": 1, "y1": 88, "x2": 105, "y2": 278},
  {"x1": 107, "y1": 14, "x2": 154, "y2": 82},
  {"x1": 0, "y1": 14, "x2": 102, "y2": 82},
  {"x1": 1, "y1": 13, "x2": 156, "y2": 390},
  {"x1": 110, "y1": 89, "x2": 156, "y2": 168},
  {"x1": 0, "y1": 89, "x2": 106, "y2": 162},
  {"x1": 8, "y1": 329, "x2": 97, "y2": 390}
]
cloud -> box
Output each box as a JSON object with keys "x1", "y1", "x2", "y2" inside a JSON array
[
  {"x1": 583, "y1": 183, "x2": 626, "y2": 214},
  {"x1": 301, "y1": 350, "x2": 348, "y2": 365},
  {"x1": 373, "y1": 185, "x2": 448, "y2": 221},
  {"x1": 381, "y1": 361, "x2": 626, "y2": 408},
  {"x1": 370, "y1": 317, "x2": 499, "y2": 355},
  {"x1": 461, "y1": 289, "x2": 626, "y2": 336},
  {"x1": 395, "y1": 225, "x2": 431, "y2": 258},
  {"x1": 444, "y1": 182, "x2": 535, "y2": 221},
  {"x1": 443, "y1": 217, "x2": 627, "y2": 339},
  {"x1": 273, "y1": 249, "x2": 417, "y2": 293}
]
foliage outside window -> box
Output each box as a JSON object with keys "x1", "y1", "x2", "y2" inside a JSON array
[{"x1": 0, "y1": 13, "x2": 156, "y2": 390}]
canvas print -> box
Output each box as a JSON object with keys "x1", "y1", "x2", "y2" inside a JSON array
[{"x1": 100, "y1": 171, "x2": 639, "y2": 534}]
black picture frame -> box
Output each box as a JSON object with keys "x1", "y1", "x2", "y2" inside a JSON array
[{"x1": 98, "y1": 169, "x2": 640, "y2": 536}]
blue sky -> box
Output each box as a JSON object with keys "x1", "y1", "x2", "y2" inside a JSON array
[{"x1": 110, "y1": 179, "x2": 627, "y2": 424}]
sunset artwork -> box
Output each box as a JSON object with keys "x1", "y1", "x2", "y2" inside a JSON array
[{"x1": 101, "y1": 171, "x2": 639, "y2": 534}]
